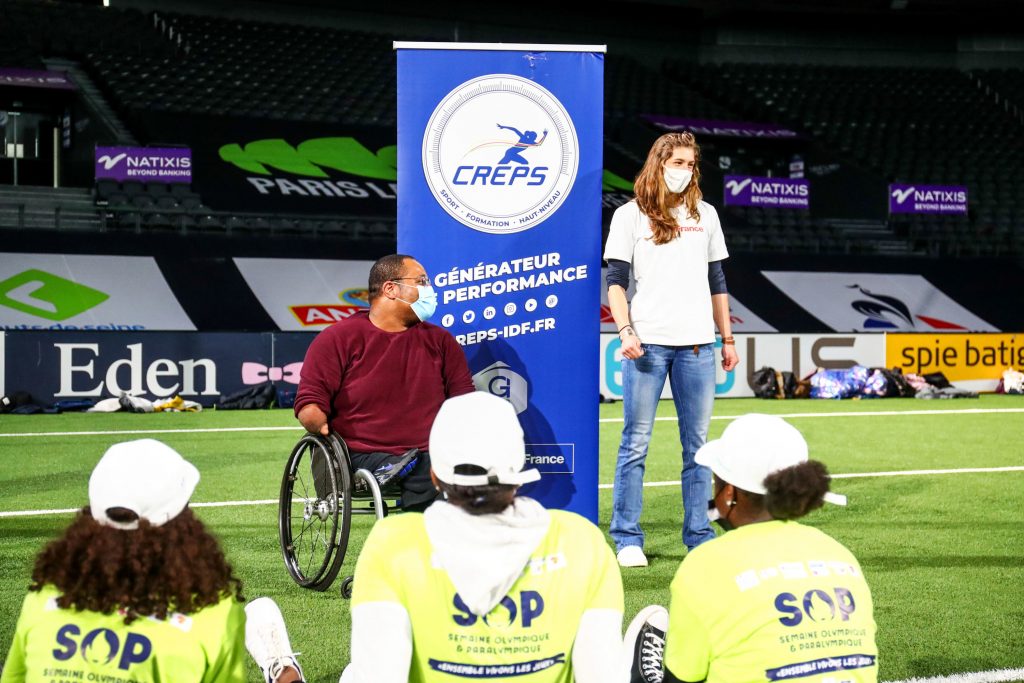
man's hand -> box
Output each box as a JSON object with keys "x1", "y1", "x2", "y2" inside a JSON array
[
  {"x1": 297, "y1": 404, "x2": 330, "y2": 436},
  {"x1": 722, "y1": 343, "x2": 740, "y2": 372}
]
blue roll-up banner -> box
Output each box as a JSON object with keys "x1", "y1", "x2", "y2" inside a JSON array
[{"x1": 395, "y1": 42, "x2": 605, "y2": 522}]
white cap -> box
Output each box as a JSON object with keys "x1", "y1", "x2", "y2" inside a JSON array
[
  {"x1": 696, "y1": 414, "x2": 847, "y2": 505},
  {"x1": 89, "y1": 438, "x2": 200, "y2": 530},
  {"x1": 429, "y1": 392, "x2": 541, "y2": 487},
  {"x1": 695, "y1": 413, "x2": 809, "y2": 494}
]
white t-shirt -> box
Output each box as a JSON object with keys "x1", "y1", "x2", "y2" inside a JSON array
[{"x1": 603, "y1": 199, "x2": 729, "y2": 345}]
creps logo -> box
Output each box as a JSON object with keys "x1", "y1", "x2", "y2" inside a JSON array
[
  {"x1": 0, "y1": 269, "x2": 109, "y2": 321},
  {"x1": 422, "y1": 74, "x2": 578, "y2": 234}
]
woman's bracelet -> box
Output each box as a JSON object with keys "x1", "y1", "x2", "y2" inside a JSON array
[
  {"x1": 618, "y1": 325, "x2": 636, "y2": 338},
  {"x1": 721, "y1": 335, "x2": 735, "y2": 345}
]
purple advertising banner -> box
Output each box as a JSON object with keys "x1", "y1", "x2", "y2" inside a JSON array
[
  {"x1": 0, "y1": 68, "x2": 76, "y2": 91},
  {"x1": 724, "y1": 175, "x2": 810, "y2": 208},
  {"x1": 889, "y1": 184, "x2": 968, "y2": 215},
  {"x1": 643, "y1": 115, "x2": 805, "y2": 140},
  {"x1": 95, "y1": 146, "x2": 192, "y2": 183}
]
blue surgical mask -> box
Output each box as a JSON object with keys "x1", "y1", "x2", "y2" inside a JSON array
[{"x1": 398, "y1": 285, "x2": 437, "y2": 322}]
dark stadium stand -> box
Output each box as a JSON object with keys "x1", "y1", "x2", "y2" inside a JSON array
[
  {"x1": 604, "y1": 54, "x2": 740, "y2": 133},
  {"x1": 973, "y1": 67, "x2": 1024, "y2": 115},
  {"x1": 88, "y1": 12, "x2": 396, "y2": 126},
  {"x1": 0, "y1": 0, "x2": 1021, "y2": 259},
  {"x1": 663, "y1": 60, "x2": 1024, "y2": 257},
  {"x1": 0, "y1": 0, "x2": 160, "y2": 62}
]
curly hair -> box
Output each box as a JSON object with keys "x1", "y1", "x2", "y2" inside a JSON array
[
  {"x1": 762, "y1": 460, "x2": 831, "y2": 521},
  {"x1": 633, "y1": 131, "x2": 704, "y2": 245},
  {"x1": 29, "y1": 507, "x2": 244, "y2": 624}
]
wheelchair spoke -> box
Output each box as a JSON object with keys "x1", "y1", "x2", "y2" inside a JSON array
[
  {"x1": 295, "y1": 471, "x2": 310, "y2": 501},
  {"x1": 303, "y1": 523, "x2": 319, "y2": 576},
  {"x1": 280, "y1": 434, "x2": 349, "y2": 590},
  {"x1": 295, "y1": 450, "x2": 313, "y2": 500},
  {"x1": 295, "y1": 513, "x2": 317, "y2": 545},
  {"x1": 306, "y1": 523, "x2": 328, "y2": 577},
  {"x1": 304, "y1": 530, "x2": 315, "y2": 576}
]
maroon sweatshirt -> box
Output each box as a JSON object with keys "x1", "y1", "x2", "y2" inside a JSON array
[{"x1": 294, "y1": 311, "x2": 475, "y2": 454}]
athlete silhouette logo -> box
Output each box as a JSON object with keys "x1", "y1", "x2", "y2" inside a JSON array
[
  {"x1": 847, "y1": 284, "x2": 914, "y2": 329},
  {"x1": 495, "y1": 123, "x2": 548, "y2": 164},
  {"x1": 847, "y1": 284, "x2": 965, "y2": 330}
]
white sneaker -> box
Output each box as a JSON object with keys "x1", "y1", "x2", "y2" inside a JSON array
[
  {"x1": 245, "y1": 597, "x2": 304, "y2": 683},
  {"x1": 617, "y1": 545, "x2": 649, "y2": 568},
  {"x1": 623, "y1": 604, "x2": 669, "y2": 683}
]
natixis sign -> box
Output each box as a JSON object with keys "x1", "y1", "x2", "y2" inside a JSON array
[{"x1": 889, "y1": 184, "x2": 968, "y2": 215}]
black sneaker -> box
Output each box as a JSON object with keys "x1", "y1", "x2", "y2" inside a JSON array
[
  {"x1": 623, "y1": 605, "x2": 669, "y2": 683},
  {"x1": 371, "y1": 449, "x2": 419, "y2": 490}
]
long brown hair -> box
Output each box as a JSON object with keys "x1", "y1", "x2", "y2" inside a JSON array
[
  {"x1": 29, "y1": 507, "x2": 244, "y2": 624},
  {"x1": 633, "y1": 132, "x2": 704, "y2": 245}
]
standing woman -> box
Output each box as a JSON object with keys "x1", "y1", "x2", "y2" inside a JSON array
[{"x1": 604, "y1": 131, "x2": 739, "y2": 567}]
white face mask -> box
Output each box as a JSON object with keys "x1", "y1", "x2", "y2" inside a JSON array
[{"x1": 663, "y1": 167, "x2": 693, "y2": 193}]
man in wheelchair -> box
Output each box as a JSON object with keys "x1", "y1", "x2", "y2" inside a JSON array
[{"x1": 293, "y1": 253, "x2": 475, "y2": 512}]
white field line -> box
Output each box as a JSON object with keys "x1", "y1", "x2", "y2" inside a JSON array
[
  {"x1": 595, "y1": 466, "x2": 1024, "y2": 489},
  {"x1": 0, "y1": 407, "x2": 1022, "y2": 438},
  {"x1": 2, "y1": 466, "x2": 1022, "y2": 518},
  {"x1": 0, "y1": 426, "x2": 301, "y2": 438},
  {"x1": 598, "y1": 407, "x2": 1024, "y2": 423},
  {"x1": 0, "y1": 499, "x2": 279, "y2": 518},
  {"x1": 882, "y1": 668, "x2": 1024, "y2": 683}
]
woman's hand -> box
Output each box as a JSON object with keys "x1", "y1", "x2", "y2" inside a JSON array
[
  {"x1": 721, "y1": 343, "x2": 739, "y2": 372},
  {"x1": 620, "y1": 333, "x2": 644, "y2": 360}
]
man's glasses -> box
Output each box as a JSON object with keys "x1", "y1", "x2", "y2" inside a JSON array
[{"x1": 391, "y1": 276, "x2": 429, "y2": 287}]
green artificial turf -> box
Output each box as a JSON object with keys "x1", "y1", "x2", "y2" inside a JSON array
[{"x1": 2, "y1": 395, "x2": 1022, "y2": 682}]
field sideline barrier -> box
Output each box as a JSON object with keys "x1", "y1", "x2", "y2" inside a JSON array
[
  {"x1": 601, "y1": 332, "x2": 1020, "y2": 398},
  {"x1": 0, "y1": 331, "x2": 1017, "y2": 406}
]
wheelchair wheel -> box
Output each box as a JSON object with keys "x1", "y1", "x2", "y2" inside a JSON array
[{"x1": 279, "y1": 433, "x2": 352, "y2": 591}]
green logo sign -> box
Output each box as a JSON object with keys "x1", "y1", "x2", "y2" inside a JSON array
[
  {"x1": 219, "y1": 135, "x2": 636, "y2": 192},
  {"x1": 219, "y1": 137, "x2": 398, "y2": 180},
  {"x1": 602, "y1": 170, "x2": 634, "y2": 192},
  {"x1": 0, "y1": 269, "x2": 109, "y2": 321}
]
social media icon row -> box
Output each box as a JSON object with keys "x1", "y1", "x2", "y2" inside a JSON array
[{"x1": 440, "y1": 295, "x2": 558, "y2": 328}]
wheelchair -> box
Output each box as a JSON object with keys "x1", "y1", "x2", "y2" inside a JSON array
[{"x1": 278, "y1": 431, "x2": 406, "y2": 597}]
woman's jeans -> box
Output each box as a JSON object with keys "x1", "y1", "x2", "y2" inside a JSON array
[{"x1": 610, "y1": 342, "x2": 717, "y2": 552}]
